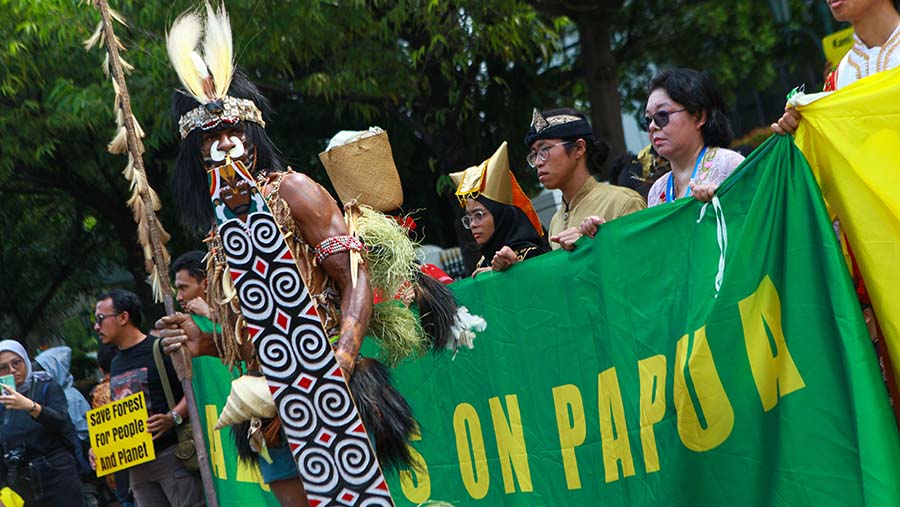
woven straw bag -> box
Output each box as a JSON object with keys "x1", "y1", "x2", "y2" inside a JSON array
[{"x1": 318, "y1": 131, "x2": 403, "y2": 212}]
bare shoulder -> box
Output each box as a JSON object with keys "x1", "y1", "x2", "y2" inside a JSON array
[
  {"x1": 273, "y1": 170, "x2": 346, "y2": 244},
  {"x1": 277, "y1": 172, "x2": 328, "y2": 199},
  {"x1": 276, "y1": 171, "x2": 335, "y2": 214}
]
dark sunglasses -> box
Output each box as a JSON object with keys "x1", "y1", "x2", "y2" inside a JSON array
[
  {"x1": 94, "y1": 312, "x2": 123, "y2": 325},
  {"x1": 640, "y1": 109, "x2": 687, "y2": 131}
]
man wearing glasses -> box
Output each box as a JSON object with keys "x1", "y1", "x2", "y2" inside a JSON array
[
  {"x1": 92, "y1": 289, "x2": 203, "y2": 507},
  {"x1": 525, "y1": 108, "x2": 645, "y2": 250}
]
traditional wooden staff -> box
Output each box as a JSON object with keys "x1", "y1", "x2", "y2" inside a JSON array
[{"x1": 85, "y1": 1, "x2": 219, "y2": 504}]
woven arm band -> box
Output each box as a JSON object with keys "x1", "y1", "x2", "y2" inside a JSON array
[{"x1": 315, "y1": 235, "x2": 364, "y2": 264}]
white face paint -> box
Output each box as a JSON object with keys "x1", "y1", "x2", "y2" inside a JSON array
[
  {"x1": 209, "y1": 136, "x2": 246, "y2": 162},
  {"x1": 227, "y1": 136, "x2": 245, "y2": 158}
]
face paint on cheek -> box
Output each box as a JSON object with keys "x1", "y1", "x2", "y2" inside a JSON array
[
  {"x1": 210, "y1": 140, "x2": 227, "y2": 162},
  {"x1": 228, "y1": 136, "x2": 246, "y2": 158}
]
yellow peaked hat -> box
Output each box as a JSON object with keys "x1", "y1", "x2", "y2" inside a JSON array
[{"x1": 449, "y1": 141, "x2": 543, "y2": 237}]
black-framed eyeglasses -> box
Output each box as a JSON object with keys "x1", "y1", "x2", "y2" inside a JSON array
[
  {"x1": 461, "y1": 210, "x2": 487, "y2": 230},
  {"x1": 526, "y1": 140, "x2": 574, "y2": 168},
  {"x1": 640, "y1": 109, "x2": 687, "y2": 131},
  {"x1": 94, "y1": 312, "x2": 122, "y2": 325},
  {"x1": 0, "y1": 357, "x2": 25, "y2": 375}
]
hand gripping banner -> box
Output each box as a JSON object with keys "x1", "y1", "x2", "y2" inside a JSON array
[{"x1": 208, "y1": 159, "x2": 394, "y2": 506}]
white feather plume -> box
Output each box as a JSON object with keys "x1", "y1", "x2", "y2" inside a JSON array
[
  {"x1": 167, "y1": 9, "x2": 208, "y2": 104},
  {"x1": 203, "y1": 2, "x2": 234, "y2": 98},
  {"x1": 190, "y1": 51, "x2": 210, "y2": 79},
  {"x1": 84, "y1": 21, "x2": 104, "y2": 50}
]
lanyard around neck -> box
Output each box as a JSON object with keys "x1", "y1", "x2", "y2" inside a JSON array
[{"x1": 666, "y1": 146, "x2": 708, "y2": 203}]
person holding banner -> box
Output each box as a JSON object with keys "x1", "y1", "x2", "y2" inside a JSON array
[
  {"x1": 450, "y1": 142, "x2": 549, "y2": 275},
  {"x1": 642, "y1": 69, "x2": 743, "y2": 207},
  {"x1": 525, "y1": 107, "x2": 646, "y2": 251},
  {"x1": 0, "y1": 340, "x2": 84, "y2": 507},
  {"x1": 770, "y1": 0, "x2": 900, "y2": 425},
  {"x1": 579, "y1": 69, "x2": 744, "y2": 239},
  {"x1": 772, "y1": 0, "x2": 900, "y2": 133},
  {"x1": 94, "y1": 290, "x2": 204, "y2": 507}
]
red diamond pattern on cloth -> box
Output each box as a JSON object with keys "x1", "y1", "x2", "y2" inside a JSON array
[
  {"x1": 246, "y1": 323, "x2": 264, "y2": 341},
  {"x1": 253, "y1": 257, "x2": 269, "y2": 277},
  {"x1": 274, "y1": 308, "x2": 291, "y2": 333},
  {"x1": 337, "y1": 489, "x2": 359, "y2": 506},
  {"x1": 294, "y1": 373, "x2": 316, "y2": 393},
  {"x1": 315, "y1": 428, "x2": 337, "y2": 448},
  {"x1": 366, "y1": 479, "x2": 390, "y2": 495},
  {"x1": 326, "y1": 365, "x2": 344, "y2": 381}
]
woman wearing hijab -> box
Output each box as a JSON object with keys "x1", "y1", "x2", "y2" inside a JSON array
[
  {"x1": 0, "y1": 340, "x2": 84, "y2": 507},
  {"x1": 463, "y1": 196, "x2": 547, "y2": 275},
  {"x1": 451, "y1": 142, "x2": 548, "y2": 276}
]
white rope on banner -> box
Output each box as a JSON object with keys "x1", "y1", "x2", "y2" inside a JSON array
[{"x1": 697, "y1": 196, "x2": 728, "y2": 298}]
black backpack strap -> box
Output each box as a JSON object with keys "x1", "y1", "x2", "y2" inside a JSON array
[{"x1": 152, "y1": 338, "x2": 176, "y2": 411}]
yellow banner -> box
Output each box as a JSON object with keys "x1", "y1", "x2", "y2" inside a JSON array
[
  {"x1": 822, "y1": 27, "x2": 855, "y2": 69},
  {"x1": 794, "y1": 66, "x2": 900, "y2": 392},
  {"x1": 87, "y1": 392, "x2": 156, "y2": 477}
]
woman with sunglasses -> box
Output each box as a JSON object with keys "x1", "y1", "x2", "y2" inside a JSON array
[
  {"x1": 0, "y1": 340, "x2": 84, "y2": 507},
  {"x1": 642, "y1": 69, "x2": 744, "y2": 207},
  {"x1": 451, "y1": 142, "x2": 549, "y2": 276},
  {"x1": 579, "y1": 69, "x2": 742, "y2": 238}
]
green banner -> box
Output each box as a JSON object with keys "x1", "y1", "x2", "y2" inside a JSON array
[
  {"x1": 385, "y1": 136, "x2": 900, "y2": 506},
  {"x1": 190, "y1": 354, "x2": 279, "y2": 506}
]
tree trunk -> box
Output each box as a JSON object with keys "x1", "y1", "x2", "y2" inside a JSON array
[{"x1": 575, "y1": 12, "x2": 626, "y2": 178}]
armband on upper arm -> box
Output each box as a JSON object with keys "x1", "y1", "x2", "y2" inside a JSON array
[{"x1": 314, "y1": 235, "x2": 365, "y2": 264}]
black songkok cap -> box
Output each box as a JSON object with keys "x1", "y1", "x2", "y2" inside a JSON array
[{"x1": 524, "y1": 108, "x2": 595, "y2": 146}]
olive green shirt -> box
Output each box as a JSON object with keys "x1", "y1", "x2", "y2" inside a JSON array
[{"x1": 549, "y1": 177, "x2": 646, "y2": 249}]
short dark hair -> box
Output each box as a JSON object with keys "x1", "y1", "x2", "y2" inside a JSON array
[
  {"x1": 172, "y1": 250, "x2": 207, "y2": 281},
  {"x1": 97, "y1": 343, "x2": 117, "y2": 373},
  {"x1": 540, "y1": 108, "x2": 610, "y2": 176},
  {"x1": 97, "y1": 289, "x2": 142, "y2": 329},
  {"x1": 647, "y1": 68, "x2": 734, "y2": 148}
]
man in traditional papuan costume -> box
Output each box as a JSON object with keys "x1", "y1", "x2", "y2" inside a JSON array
[{"x1": 154, "y1": 4, "x2": 466, "y2": 506}]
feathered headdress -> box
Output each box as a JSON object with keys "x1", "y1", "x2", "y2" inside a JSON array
[{"x1": 167, "y1": 3, "x2": 264, "y2": 139}]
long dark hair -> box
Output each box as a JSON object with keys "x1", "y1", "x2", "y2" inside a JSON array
[
  {"x1": 647, "y1": 68, "x2": 733, "y2": 148},
  {"x1": 171, "y1": 70, "x2": 283, "y2": 235}
]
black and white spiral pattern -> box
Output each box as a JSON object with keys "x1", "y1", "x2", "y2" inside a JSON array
[
  {"x1": 215, "y1": 202, "x2": 391, "y2": 504},
  {"x1": 220, "y1": 223, "x2": 252, "y2": 265},
  {"x1": 279, "y1": 394, "x2": 318, "y2": 439},
  {"x1": 361, "y1": 497, "x2": 395, "y2": 507},
  {"x1": 292, "y1": 323, "x2": 332, "y2": 371},
  {"x1": 314, "y1": 383, "x2": 357, "y2": 428},
  {"x1": 269, "y1": 266, "x2": 305, "y2": 307},
  {"x1": 236, "y1": 278, "x2": 273, "y2": 320},
  {"x1": 335, "y1": 437, "x2": 378, "y2": 485},
  {"x1": 256, "y1": 333, "x2": 293, "y2": 376},
  {"x1": 251, "y1": 214, "x2": 281, "y2": 253},
  {"x1": 297, "y1": 447, "x2": 339, "y2": 493}
]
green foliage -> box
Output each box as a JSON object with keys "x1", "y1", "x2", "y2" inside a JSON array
[
  {"x1": 0, "y1": 0, "x2": 819, "y2": 347},
  {"x1": 610, "y1": 0, "x2": 780, "y2": 114},
  {"x1": 0, "y1": 0, "x2": 570, "y2": 346}
]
